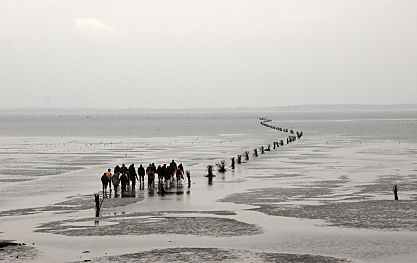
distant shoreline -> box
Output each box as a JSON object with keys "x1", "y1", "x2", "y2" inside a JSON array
[{"x1": 0, "y1": 104, "x2": 417, "y2": 114}]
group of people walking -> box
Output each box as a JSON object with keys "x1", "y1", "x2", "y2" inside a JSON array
[{"x1": 100, "y1": 160, "x2": 190, "y2": 194}]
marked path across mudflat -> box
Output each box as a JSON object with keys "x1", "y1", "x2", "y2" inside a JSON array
[{"x1": 1, "y1": 112, "x2": 417, "y2": 262}]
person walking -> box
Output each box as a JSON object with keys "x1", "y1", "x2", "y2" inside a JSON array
[
  {"x1": 105, "y1": 168, "x2": 112, "y2": 191},
  {"x1": 146, "y1": 163, "x2": 155, "y2": 188},
  {"x1": 120, "y1": 172, "x2": 128, "y2": 192},
  {"x1": 176, "y1": 167, "x2": 183, "y2": 186},
  {"x1": 138, "y1": 164, "x2": 145, "y2": 189},
  {"x1": 101, "y1": 173, "x2": 109, "y2": 193},
  {"x1": 112, "y1": 171, "x2": 120, "y2": 193},
  {"x1": 121, "y1": 164, "x2": 129, "y2": 187},
  {"x1": 128, "y1": 164, "x2": 138, "y2": 190},
  {"x1": 156, "y1": 165, "x2": 163, "y2": 185}
]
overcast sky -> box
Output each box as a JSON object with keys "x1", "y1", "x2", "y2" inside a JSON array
[{"x1": 1, "y1": 0, "x2": 416, "y2": 108}]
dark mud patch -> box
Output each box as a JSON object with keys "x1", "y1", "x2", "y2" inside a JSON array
[
  {"x1": 259, "y1": 251, "x2": 350, "y2": 263},
  {"x1": 221, "y1": 186, "x2": 417, "y2": 231},
  {"x1": 35, "y1": 212, "x2": 262, "y2": 237},
  {"x1": 164, "y1": 210, "x2": 237, "y2": 216},
  {"x1": 267, "y1": 200, "x2": 417, "y2": 231},
  {"x1": 0, "y1": 177, "x2": 32, "y2": 183},
  {"x1": 71, "y1": 247, "x2": 350, "y2": 263},
  {"x1": 357, "y1": 174, "x2": 417, "y2": 198},
  {"x1": 0, "y1": 240, "x2": 38, "y2": 262}
]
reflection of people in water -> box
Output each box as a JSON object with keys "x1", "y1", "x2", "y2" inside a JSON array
[
  {"x1": 176, "y1": 167, "x2": 183, "y2": 186},
  {"x1": 121, "y1": 189, "x2": 128, "y2": 198},
  {"x1": 158, "y1": 180, "x2": 165, "y2": 196}
]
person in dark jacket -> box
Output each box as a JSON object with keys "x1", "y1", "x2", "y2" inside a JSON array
[
  {"x1": 128, "y1": 164, "x2": 138, "y2": 190},
  {"x1": 146, "y1": 163, "x2": 155, "y2": 188},
  {"x1": 170, "y1": 160, "x2": 177, "y2": 170},
  {"x1": 101, "y1": 173, "x2": 109, "y2": 193},
  {"x1": 121, "y1": 164, "x2": 130, "y2": 187},
  {"x1": 120, "y1": 172, "x2": 129, "y2": 192},
  {"x1": 114, "y1": 165, "x2": 121, "y2": 174},
  {"x1": 156, "y1": 165, "x2": 163, "y2": 184},
  {"x1": 120, "y1": 164, "x2": 127, "y2": 174},
  {"x1": 138, "y1": 164, "x2": 145, "y2": 189},
  {"x1": 112, "y1": 172, "x2": 120, "y2": 193},
  {"x1": 161, "y1": 164, "x2": 167, "y2": 182},
  {"x1": 166, "y1": 164, "x2": 175, "y2": 182},
  {"x1": 175, "y1": 167, "x2": 183, "y2": 186}
]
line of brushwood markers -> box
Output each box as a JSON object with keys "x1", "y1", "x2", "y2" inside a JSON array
[
  {"x1": 205, "y1": 117, "x2": 303, "y2": 183},
  {"x1": 94, "y1": 116, "x2": 399, "y2": 217},
  {"x1": 95, "y1": 117, "x2": 304, "y2": 214}
]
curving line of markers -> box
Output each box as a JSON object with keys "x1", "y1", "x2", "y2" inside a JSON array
[{"x1": 208, "y1": 117, "x2": 304, "y2": 176}]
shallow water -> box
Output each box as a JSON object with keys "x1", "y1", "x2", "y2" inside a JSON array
[{"x1": 1, "y1": 111, "x2": 417, "y2": 262}]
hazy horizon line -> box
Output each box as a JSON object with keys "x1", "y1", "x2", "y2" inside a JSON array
[{"x1": 1, "y1": 104, "x2": 417, "y2": 114}]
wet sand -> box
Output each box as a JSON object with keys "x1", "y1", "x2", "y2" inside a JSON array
[{"x1": 1, "y1": 113, "x2": 417, "y2": 262}]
